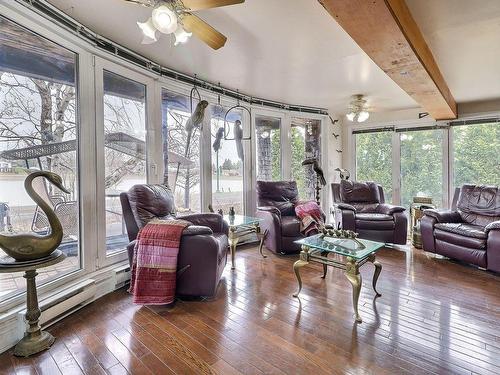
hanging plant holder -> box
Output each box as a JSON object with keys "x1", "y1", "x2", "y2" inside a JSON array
[{"x1": 223, "y1": 104, "x2": 252, "y2": 140}]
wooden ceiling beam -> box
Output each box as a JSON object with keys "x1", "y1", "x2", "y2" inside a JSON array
[{"x1": 319, "y1": 0, "x2": 457, "y2": 120}]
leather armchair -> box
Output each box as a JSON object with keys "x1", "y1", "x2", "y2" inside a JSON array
[
  {"x1": 331, "y1": 181, "x2": 407, "y2": 245},
  {"x1": 255, "y1": 181, "x2": 312, "y2": 254},
  {"x1": 421, "y1": 185, "x2": 500, "y2": 273},
  {"x1": 120, "y1": 184, "x2": 229, "y2": 298}
]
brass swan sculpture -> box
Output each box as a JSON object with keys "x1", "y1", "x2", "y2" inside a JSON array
[{"x1": 0, "y1": 171, "x2": 69, "y2": 261}]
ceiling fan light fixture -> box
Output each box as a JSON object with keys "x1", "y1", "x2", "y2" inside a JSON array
[
  {"x1": 137, "y1": 17, "x2": 158, "y2": 42},
  {"x1": 152, "y1": 5, "x2": 178, "y2": 34},
  {"x1": 346, "y1": 112, "x2": 356, "y2": 121},
  {"x1": 346, "y1": 95, "x2": 370, "y2": 123},
  {"x1": 357, "y1": 110, "x2": 370, "y2": 122},
  {"x1": 174, "y1": 26, "x2": 192, "y2": 45}
]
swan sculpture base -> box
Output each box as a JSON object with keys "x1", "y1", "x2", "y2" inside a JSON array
[
  {"x1": 14, "y1": 329, "x2": 55, "y2": 358},
  {"x1": 0, "y1": 250, "x2": 66, "y2": 357}
]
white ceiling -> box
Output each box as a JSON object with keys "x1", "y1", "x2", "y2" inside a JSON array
[
  {"x1": 406, "y1": 0, "x2": 500, "y2": 105},
  {"x1": 44, "y1": 0, "x2": 500, "y2": 115}
]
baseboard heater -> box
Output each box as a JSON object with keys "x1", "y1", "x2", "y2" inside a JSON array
[{"x1": 17, "y1": 279, "x2": 96, "y2": 331}]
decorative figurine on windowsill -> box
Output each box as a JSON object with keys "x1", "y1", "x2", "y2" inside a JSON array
[{"x1": 228, "y1": 206, "x2": 235, "y2": 218}]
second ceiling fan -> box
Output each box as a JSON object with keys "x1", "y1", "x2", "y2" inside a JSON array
[{"x1": 124, "y1": 0, "x2": 245, "y2": 50}]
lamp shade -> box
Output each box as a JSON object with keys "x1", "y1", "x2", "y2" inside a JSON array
[
  {"x1": 357, "y1": 111, "x2": 370, "y2": 122},
  {"x1": 152, "y1": 5, "x2": 178, "y2": 34},
  {"x1": 174, "y1": 26, "x2": 192, "y2": 46},
  {"x1": 137, "y1": 18, "x2": 158, "y2": 42}
]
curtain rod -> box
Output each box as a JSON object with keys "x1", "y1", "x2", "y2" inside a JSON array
[{"x1": 15, "y1": 0, "x2": 329, "y2": 116}]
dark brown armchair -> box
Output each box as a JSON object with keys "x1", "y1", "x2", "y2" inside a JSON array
[
  {"x1": 421, "y1": 185, "x2": 500, "y2": 273},
  {"x1": 331, "y1": 180, "x2": 407, "y2": 245},
  {"x1": 120, "y1": 184, "x2": 229, "y2": 298},
  {"x1": 255, "y1": 180, "x2": 324, "y2": 254}
]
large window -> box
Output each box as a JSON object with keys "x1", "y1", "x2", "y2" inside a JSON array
[
  {"x1": 291, "y1": 118, "x2": 321, "y2": 201},
  {"x1": 102, "y1": 71, "x2": 146, "y2": 254},
  {"x1": 161, "y1": 89, "x2": 201, "y2": 213},
  {"x1": 453, "y1": 122, "x2": 500, "y2": 187},
  {"x1": 211, "y1": 105, "x2": 245, "y2": 214},
  {"x1": 0, "y1": 17, "x2": 80, "y2": 300},
  {"x1": 255, "y1": 115, "x2": 281, "y2": 181},
  {"x1": 355, "y1": 130, "x2": 393, "y2": 203},
  {"x1": 400, "y1": 128, "x2": 444, "y2": 209}
]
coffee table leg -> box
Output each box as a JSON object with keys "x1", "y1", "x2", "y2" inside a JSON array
[
  {"x1": 368, "y1": 254, "x2": 382, "y2": 297},
  {"x1": 321, "y1": 251, "x2": 328, "y2": 278},
  {"x1": 229, "y1": 227, "x2": 239, "y2": 270},
  {"x1": 293, "y1": 246, "x2": 310, "y2": 297},
  {"x1": 345, "y1": 257, "x2": 362, "y2": 323},
  {"x1": 256, "y1": 225, "x2": 268, "y2": 259},
  {"x1": 292, "y1": 260, "x2": 308, "y2": 297}
]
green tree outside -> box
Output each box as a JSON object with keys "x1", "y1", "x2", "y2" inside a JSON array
[{"x1": 356, "y1": 131, "x2": 393, "y2": 203}]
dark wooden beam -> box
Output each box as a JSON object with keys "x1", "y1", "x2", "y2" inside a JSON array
[{"x1": 319, "y1": 0, "x2": 457, "y2": 120}]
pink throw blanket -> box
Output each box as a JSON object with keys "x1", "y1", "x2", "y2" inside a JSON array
[
  {"x1": 295, "y1": 201, "x2": 324, "y2": 236},
  {"x1": 129, "y1": 219, "x2": 190, "y2": 305}
]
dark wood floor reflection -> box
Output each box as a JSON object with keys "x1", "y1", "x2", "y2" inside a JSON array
[{"x1": 1, "y1": 245, "x2": 500, "y2": 374}]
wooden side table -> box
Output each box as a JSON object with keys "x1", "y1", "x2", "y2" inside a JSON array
[{"x1": 0, "y1": 250, "x2": 66, "y2": 357}]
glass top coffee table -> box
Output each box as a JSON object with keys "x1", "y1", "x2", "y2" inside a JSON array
[
  {"x1": 293, "y1": 234, "x2": 385, "y2": 323},
  {"x1": 224, "y1": 215, "x2": 267, "y2": 270}
]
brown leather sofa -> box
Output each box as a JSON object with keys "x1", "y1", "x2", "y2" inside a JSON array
[
  {"x1": 120, "y1": 184, "x2": 229, "y2": 298},
  {"x1": 255, "y1": 180, "x2": 314, "y2": 254},
  {"x1": 421, "y1": 185, "x2": 500, "y2": 273},
  {"x1": 331, "y1": 180, "x2": 408, "y2": 245}
]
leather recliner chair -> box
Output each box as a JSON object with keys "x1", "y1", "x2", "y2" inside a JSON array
[
  {"x1": 120, "y1": 184, "x2": 229, "y2": 298},
  {"x1": 421, "y1": 184, "x2": 500, "y2": 273},
  {"x1": 256, "y1": 180, "x2": 315, "y2": 254},
  {"x1": 331, "y1": 180, "x2": 407, "y2": 244}
]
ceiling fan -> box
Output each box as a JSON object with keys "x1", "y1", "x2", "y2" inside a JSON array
[{"x1": 123, "y1": 0, "x2": 245, "y2": 50}]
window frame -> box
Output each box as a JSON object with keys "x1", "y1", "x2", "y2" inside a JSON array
[
  {"x1": 349, "y1": 118, "x2": 500, "y2": 210},
  {"x1": 94, "y1": 57, "x2": 157, "y2": 268},
  {"x1": 0, "y1": 9, "x2": 92, "y2": 312}
]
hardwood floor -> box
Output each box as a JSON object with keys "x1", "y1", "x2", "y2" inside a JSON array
[{"x1": 1, "y1": 244, "x2": 500, "y2": 375}]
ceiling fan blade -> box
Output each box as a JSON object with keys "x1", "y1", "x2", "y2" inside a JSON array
[
  {"x1": 122, "y1": 0, "x2": 155, "y2": 6},
  {"x1": 181, "y1": 14, "x2": 227, "y2": 50},
  {"x1": 180, "y1": 0, "x2": 244, "y2": 11}
]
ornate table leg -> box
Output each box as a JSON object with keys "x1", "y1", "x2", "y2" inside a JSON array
[
  {"x1": 255, "y1": 224, "x2": 268, "y2": 259},
  {"x1": 344, "y1": 257, "x2": 362, "y2": 323},
  {"x1": 14, "y1": 270, "x2": 55, "y2": 357},
  {"x1": 293, "y1": 246, "x2": 309, "y2": 297},
  {"x1": 368, "y1": 254, "x2": 382, "y2": 297},
  {"x1": 321, "y1": 251, "x2": 328, "y2": 279},
  {"x1": 229, "y1": 227, "x2": 239, "y2": 270}
]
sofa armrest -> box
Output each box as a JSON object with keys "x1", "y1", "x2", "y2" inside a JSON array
[
  {"x1": 182, "y1": 225, "x2": 213, "y2": 236},
  {"x1": 485, "y1": 220, "x2": 500, "y2": 233},
  {"x1": 256, "y1": 208, "x2": 282, "y2": 253},
  {"x1": 257, "y1": 206, "x2": 282, "y2": 217},
  {"x1": 423, "y1": 209, "x2": 462, "y2": 223},
  {"x1": 180, "y1": 213, "x2": 225, "y2": 233},
  {"x1": 377, "y1": 203, "x2": 405, "y2": 215},
  {"x1": 332, "y1": 203, "x2": 356, "y2": 212}
]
